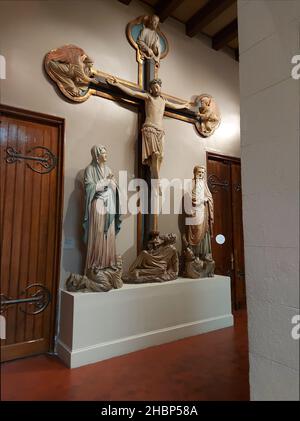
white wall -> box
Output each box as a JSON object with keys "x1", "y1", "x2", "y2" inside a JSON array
[
  {"x1": 238, "y1": 0, "x2": 300, "y2": 400},
  {"x1": 0, "y1": 0, "x2": 240, "y2": 282}
]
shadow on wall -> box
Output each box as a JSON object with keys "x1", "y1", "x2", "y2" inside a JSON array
[{"x1": 62, "y1": 170, "x2": 86, "y2": 276}]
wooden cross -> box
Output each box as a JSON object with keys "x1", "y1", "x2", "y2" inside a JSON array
[
  {"x1": 91, "y1": 60, "x2": 197, "y2": 251},
  {"x1": 44, "y1": 19, "x2": 219, "y2": 253}
]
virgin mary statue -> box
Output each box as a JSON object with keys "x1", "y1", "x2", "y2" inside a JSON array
[{"x1": 83, "y1": 145, "x2": 121, "y2": 274}]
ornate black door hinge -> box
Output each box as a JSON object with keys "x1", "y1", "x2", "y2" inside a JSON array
[
  {"x1": 0, "y1": 284, "x2": 51, "y2": 315},
  {"x1": 5, "y1": 146, "x2": 57, "y2": 174},
  {"x1": 208, "y1": 174, "x2": 229, "y2": 192}
]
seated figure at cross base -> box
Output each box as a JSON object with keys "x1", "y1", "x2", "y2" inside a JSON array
[
  {"x1": 66, "y1": 257, "x2": 123, "y2": 292},
  {"x1": 181, "y1": 237, "x2": 215, "y2": 279},
  {"x1": 122, "y1": 232, "x2": 179, "y2": 283}
]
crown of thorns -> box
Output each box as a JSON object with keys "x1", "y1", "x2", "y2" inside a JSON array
[{"x1": 149, "y1": 79, "x2": 162, "y2": 87}]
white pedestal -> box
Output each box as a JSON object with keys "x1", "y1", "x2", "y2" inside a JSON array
[{"x1": 57, "y1": 275, "x2": 233, "y2": 368}]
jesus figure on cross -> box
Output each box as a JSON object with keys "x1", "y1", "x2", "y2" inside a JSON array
[{"x1": 106, "y1": 77, "x2": 192, "y2": 181}]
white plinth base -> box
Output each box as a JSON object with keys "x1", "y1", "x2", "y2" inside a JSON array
[{"x1": 57, "y1": 275, "x2": 233, "y2": 368}]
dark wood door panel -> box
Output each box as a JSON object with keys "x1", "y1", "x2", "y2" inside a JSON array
[
  {"x1": 231, "y1": 162, "x2": 246, "y2": 308},
  {"x1": 207, "y1": 159, "x2": 233, "y2": 277},
  {"x1": 207, "y1": 153, "x2": 246, "y2": 310},
  {"x1": 0, "y1": 105, "x2": 64, "y2": 362}
]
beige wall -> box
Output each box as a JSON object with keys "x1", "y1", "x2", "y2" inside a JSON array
[
  {"x1": 238, "y1": 0, "x2": 300, "y2": 401},
  {"x1": 0, "y1": 0, "x2": 240, "y2": 283}
]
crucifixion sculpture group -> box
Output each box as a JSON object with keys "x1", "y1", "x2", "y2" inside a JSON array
[{"x1": 45, "y1": 14, "x2": 217, "y2": 289}]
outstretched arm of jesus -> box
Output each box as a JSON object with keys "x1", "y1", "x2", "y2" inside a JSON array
[
  {"x1": 165, "y1": 99, "x2": 193, "y2": 110},
  {"x1": 106, "y1": 76, "x2": 148, "y2": 100}
]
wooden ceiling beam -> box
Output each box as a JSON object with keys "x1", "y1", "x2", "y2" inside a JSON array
[
  {"x1": 155, "y1": 0, "x2": 185, "y2": 22},
  {"x1": 118, "y1": 0, "x2": 132, "y2": 5},
  {"x1": 212, "y1": 19, "x2": 238, "y2": 50},
  {"x1": 186, "y1": 0, "x2": 236, "y2": 38},
  {"x1": 234, "y1": 48, "x2": 239, "y2": 62}
]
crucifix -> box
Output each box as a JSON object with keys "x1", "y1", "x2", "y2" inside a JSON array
[
  {"x1": 106, "y1": 75, "x2": 192, "y2": 236},
  {"x1": 106, "y1": 76, "x2": 191, "y2": 182},
  {"x1": 44, "y1": 14, "x2": 221, "y2": 254}
]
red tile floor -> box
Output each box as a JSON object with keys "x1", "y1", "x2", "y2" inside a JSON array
[{"x1": 1, "y1": 310, "x2": 249, "y2": 401}]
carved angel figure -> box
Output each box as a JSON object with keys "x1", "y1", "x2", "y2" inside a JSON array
[
  {"x1": 197, "y1": 96, "x2": 220, "y2": 135},
  {"x1": 45, "y1": 45, "x2": 96, "y2": 98}
]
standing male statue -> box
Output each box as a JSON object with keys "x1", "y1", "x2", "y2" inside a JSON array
[
  {"x1": 106, "y1": 77, "x2": 191, "y2": 181},
  {"x1": 181, "y1": 165, "x2": 215, "y2": 278},
  {"x1": 185, "y1": 165, "x2": 214, "y2": 258}
]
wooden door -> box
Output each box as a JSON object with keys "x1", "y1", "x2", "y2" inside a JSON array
[
  {"x1": 207, "y1": 158, "x2": 233, "y2": 277},
  {"x1": 0, "y1": 105, "x2": 64, "y2": 362},
  {"x1": 207, "y1": 153, "x2": 246, "y2": 310},
  {"x1": 231, "y1": 163, "x2": 246, "y2": 309}
]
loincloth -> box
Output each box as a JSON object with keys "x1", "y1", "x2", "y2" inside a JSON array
[{"x1": 141, "y1": 124, "x2": 165, "y2": 164}]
